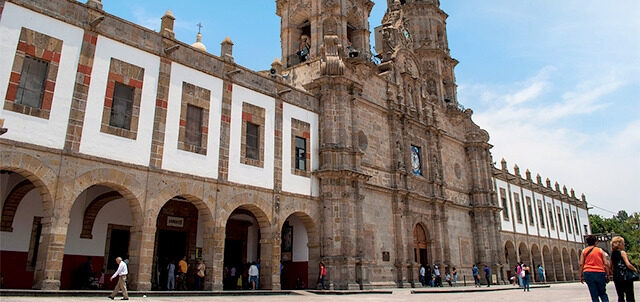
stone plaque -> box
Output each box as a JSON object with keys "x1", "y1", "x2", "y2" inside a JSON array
[{"x1": 167, "y1": 216, "x2": 184, "y2": 228}]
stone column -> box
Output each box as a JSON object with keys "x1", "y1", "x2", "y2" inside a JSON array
[
  {"x1": 200, "y1": 220, "x2": 216, "y2": 290},
  {"x1": 129, "y1": 215, "x2": 155, "y2": 290},
  {"x1": 32, "y1": 214, "x2": 69, "y2": 289},
  {"x1": 259, "y1": 227, "x2": 280, "y2": 290},
  {"x1": 209, "y1": 226, "x2": 226, "y2": 290}
]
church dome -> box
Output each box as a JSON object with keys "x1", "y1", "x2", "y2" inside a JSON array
[{"x1": 191, "y1": 32, "x2": 207, "y2": 52}]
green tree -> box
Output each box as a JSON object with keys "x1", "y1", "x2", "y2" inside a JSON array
[{"x1": 589, "y1": 211, "x2": 640, "y2": 266}]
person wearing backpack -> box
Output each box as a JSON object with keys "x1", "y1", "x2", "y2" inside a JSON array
[
  {"x1": 580, "y1": 235, "x2": 611, "y2": 302},
  {"x1": 610, "y1": 236, "x2": 638, "y2": 302}
]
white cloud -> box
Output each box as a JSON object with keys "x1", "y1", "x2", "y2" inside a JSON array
[{"x1": 466, "y1": 68, "x2": 638, "y2": 217}]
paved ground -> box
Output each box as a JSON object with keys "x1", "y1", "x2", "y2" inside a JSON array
[{"x1": 2, "y1": 282, "x2": 638, "y2": 301}]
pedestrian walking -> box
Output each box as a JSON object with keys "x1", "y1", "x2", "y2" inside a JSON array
[
  {"x1": 610, "y1": 236, "x2": 638, "y2": 302},
  {"x1": 318, "y1": 262, "x2": 327, "y2": 290},
  {"x1": 177, "y1": 256, "x2": 188, "y2": 290},
  {"x1": 166, "y1": 260, "x2": 175, "y2": 290},
  {"x1": 434, "y1": 265, "x2": 442, "y2": 287},
  {"x1": 108, "y1": 257, "x2": 128, "y2": 300},
  {"x1": 538, "y1": 265, "x2": 545, "y2": 283},
  {"x1": 452, "y1": 267, "x2": 457, "y2": 287},
  {"x1": 419, "y1": 264, "x2": 426, "y2": 286},
  {"x1": 472, "y1": 264, "x2": 480, "y2": 287},
  {"x1": 579, "y1": 234, "x2": 611, "y2": 302},
  {"x1": 484, "y1": 264, "x2": 491, "y2": 287},
  {"x1": 249, "y1": 262, "x2": 259, "y2": 290},
  {"x1": 516, "y1": 262, "x2": 523, "y2": 287},
  {"x1": 522, "y1": 264, "x2": 531, "y2": 292},
  {"x1": 196, "y1": 260, "x2": 206, "y2": 290}
]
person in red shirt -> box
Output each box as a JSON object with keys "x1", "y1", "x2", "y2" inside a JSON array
[{"x1": 579, "y1": 235, "x2": 611, "y2": 302}]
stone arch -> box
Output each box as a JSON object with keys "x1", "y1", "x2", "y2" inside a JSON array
[
  {"x1": 0, "y1": 151, "x2": 56, "y2": 219},
  {"x1": 570, "y1": 249, "x2": 580, "y2": 280},
  {"x1": 1, "y1": 179, "x2": 36, "y2": 231},
  {"x1": 530, "y1": 244, "x2": 543, "y2": 282},
  {"x1": 219, "y1": 193, "x2": 271, "y2": 229},
  {"x1": 279, "y1": 211, "x2": 320, "y2": 290},
  {"x1": 413, "y1": 222, "x2": 430, "y2": 265},
  {"x1": 61, "y1": 168, "x2": 146, "y2": 289},
  {"x1": 79, "y1": 191, "x2": 123, "y2": 239},
  {"x1": 562, "y1": 248, "x2": 572, "y2": 281},
  {"x1": 145, "y1": 181, "x2": 216, "y2": 290},
  {"x1": 518, "y1": 242, "x2": 531, "y2": 265},
  {"x1": 543, "y1": 245, "x2": 554, "y2": 281},
  {"x1": 504, "y1": 240, "x2": 517, "y2": 269},
  {"x1": 553, "y1": 246, "x2": 563, "y2": 281}
]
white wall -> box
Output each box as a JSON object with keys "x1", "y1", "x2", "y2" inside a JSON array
[
  {"x1": 79, "y1": 35, "x2": 159, "y2": 166},
  {"x1": 495, "y1": 178, "x2": 514, "y2": 232},
  {"x1": 64, "y1": 187, "x2": 133, "y2": 256},
  {"x1": 289, "y1": 215, "x2": 309, "y2": 262},
  {"x1": 578, "y1": 207, "x2": 590, "y2": 242},
  {"x1": 533, "y1": 193, "x2": 548, "y2": 238},
  {"x1": 228, "y1": 84, "x2": 275, "y2": 189},
  {"x1": 0, "y1": 3, "x2": 83, "y2": 149},
  {"x1": 282, "y1": 102, "x2": 319, "y2": 196},
  {"x1": 161, "y1": 63, "x2": 223, "y2": 178},
  {"x1": 0, "y1": 189, "x2": 43, "y2": 252}
]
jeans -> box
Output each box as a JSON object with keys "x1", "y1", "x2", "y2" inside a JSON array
[
  {"x1": 249, "y1": 276, "x2": 258, "y2": 289},
  {"x1": 518, "y1": 275, "x2": 523, "y2": 287},
  {"x1": 539, "y1": 272, "x2": 545, "y2": 282},
  {"x1": 167, "y1": 274, "x2": 175, "y2": 290},
  {"x1": 584, "y1": 272, "x2": 609, "y2": 302},
  {"x1": 523, "y1": 275, "x2": 530, "y2": 291},
  {"x1": 613, "y1": 280, "x2": 635, "y2": 302}
]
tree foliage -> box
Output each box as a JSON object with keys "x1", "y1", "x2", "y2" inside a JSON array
[{"x1": 590, "y1": 211, "x2": 640, "y2": 265}]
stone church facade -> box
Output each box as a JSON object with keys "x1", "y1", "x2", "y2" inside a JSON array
[{"x1": 0, "y1": 0, "x2": 590, "y2": 290}]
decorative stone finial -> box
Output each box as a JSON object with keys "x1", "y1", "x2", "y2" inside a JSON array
[
  {"x1": 161, "y1": 9, "x2": 175, "y2": 39},
  {"x1": 525, "y1": 169, "x2": 531, "y2": 180},
  {"x1": 536, "y1": 174, "x2": 542, "y2": 185},
  {"x1": 513, "y1": 164, "x2": 520, "y2": 176},
  {"x1": 191, "y1": 33, "x2": 207, "y2": 52},
  {"x1": 86, "y1": 0, "x2": 103, "y2": 10},
  {"x1": 581, "y1": 193, "x2": 586, "y2": 202},
  {"x1": 271, "y1": 57, "x2": 283, "y2": 74},
  {"x1": 570, "y1": 188, "x2": 575, "y2": 198},
  {"x1": 562, "y1": 185, "x2": 568, "y2": 195},
  {"x1": 501, "y1": 158, "x2": 507, "y2": 171},
  {"x1": 221, "y1": 37, "x2": 234, "y2": 61},
  {"x1": 546, "y1": 178, "x2": 551, "y2": 188},
  {"x1": 554, "y1": 182, "x2": 560, "y2": 191}
]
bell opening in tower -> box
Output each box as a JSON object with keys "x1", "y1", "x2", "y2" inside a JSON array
[{"x1": 295, "y1": 20, "x2": 311, "y2": 64}]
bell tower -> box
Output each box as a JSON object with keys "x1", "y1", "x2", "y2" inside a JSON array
[
  {"x1": 379, "y1": 0, "x2": 459, "y2": 106},
  {"x1": 276, "y1": 0, "x2": 374, "y2": 68}
]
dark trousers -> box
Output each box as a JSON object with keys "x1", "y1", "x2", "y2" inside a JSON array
[
  {"x1": 584, "y1": 272, "x2": 610, "y2": 302},
  {"x1": 486, "y1": 275, "x2": 491, "y2": 287},
  {"x1": 613, "y1": 280, "x2": 635, "y2": 302},
  {"x1": 523, "y1": 275, "x2": 530, "y2": 291}
]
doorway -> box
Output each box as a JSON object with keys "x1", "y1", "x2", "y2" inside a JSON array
[{"x1": 223, "y1": 209, "x2": 260, "y2": 290}]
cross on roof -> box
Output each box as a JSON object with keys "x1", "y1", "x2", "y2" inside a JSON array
[{"x1": 197, "y1": 22, "x2": 203, "y2": 34}]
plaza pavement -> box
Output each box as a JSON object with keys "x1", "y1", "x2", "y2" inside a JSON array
[{"x1": 1, "y1": 282, "x2": 638, "y2": 301}]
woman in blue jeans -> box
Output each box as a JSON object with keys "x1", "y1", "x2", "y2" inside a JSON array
[
  {"x1": 580, "y1": 235, "x2": 611, "y2": 302},
  {"x1": 522, "y1": 264, "x2": 531, "y2": 292}
]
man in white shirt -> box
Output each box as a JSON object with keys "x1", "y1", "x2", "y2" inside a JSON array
[
  {"x1": 248, "y1": 262, "x2": 259, "y2": 290},
  {"x1": 109, "y1": 257, "x2": 128, "y2": 300}
]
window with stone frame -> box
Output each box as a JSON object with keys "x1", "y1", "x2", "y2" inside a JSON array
[
  {"x1": 514, "y1": 193, "x2": 523, "y2": 224},
  {"x1": 573, "y1": 211, "x2": 580, "y2": 234},
  {"x1": 500, "y1": 188, "x2": 509, "y2": 221},
  {"x1": 177, "y1": 82, "x2": 210, "y2": 155},
  {"x1": 101, "y1": 58, "x2": 144, "y2": 139},
  {"x1": 547, "y1": 202, "x2": 555, "y2": 230},
  {"x1": 240, "y1": 102, "x2": 265, "y2": 167},
  {"x1": 556, "y1": 206, "x2": 564, "y2": 232},
  {"x1": 565, "y1": 209, "x2": 572, "y2": 234},
  {"x1": 526, "y1": 197, "x2": 534, "y2": 226},
  {"x1": 4, "y1": 27, "x2": 62, "y2": 120},
  {"x1": 291, "y1": 118, "x2": 311, "y2": 177},
  {"x1": 537, "y1": 200, "x2": 545, "y2": 228}
]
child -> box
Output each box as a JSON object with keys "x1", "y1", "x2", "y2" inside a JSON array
[{"x1": 98, "y1": 269, "x2": 105, "y2": 289}]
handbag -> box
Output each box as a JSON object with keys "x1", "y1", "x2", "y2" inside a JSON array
[{"x1": 625, "y1": 269, "x2": 639, "y2": 282}]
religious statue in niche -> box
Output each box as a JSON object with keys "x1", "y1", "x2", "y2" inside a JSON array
[
  {"x1": 432, "y1": 155, "x2": 440, "y2": 179},
  {"x1": 411, "y1": 145, "x2": 422, "y2": 176},
  {"x1": 406, "y1": 83, "x2": 414, "y2": 108},
  {"x1": 395, "y1": 140, "x2": 405, "y2": 170},
  {"x1": 427, "y1": 79, "x2": 437, "y2": 96},
  {"x1": 297, "y1": 34, "x2": 311, "y2": 62}
]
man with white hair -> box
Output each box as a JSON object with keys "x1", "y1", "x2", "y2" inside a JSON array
[{"x1": 109, "y1": 257, "x2": 128, "y2": 300}]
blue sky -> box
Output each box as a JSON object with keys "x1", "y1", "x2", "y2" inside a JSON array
[{"x1": 102, "y1": 0, "x2": 640, "y2": 217}]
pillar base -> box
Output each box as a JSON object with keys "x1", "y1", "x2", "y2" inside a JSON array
[
  {"x1": 35, "y1": 279, "x2": 60, "y2": 290},
  {"x1": 133, "y1": 281, "x2": 151, "y2": 291}
]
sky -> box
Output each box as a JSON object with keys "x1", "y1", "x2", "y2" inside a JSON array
[{"x1": 102, "y1": 1, "x2": 640, "y2": 217}]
